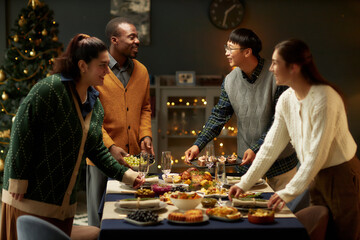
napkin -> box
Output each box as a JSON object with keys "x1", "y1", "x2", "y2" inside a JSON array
[
  {"x1": 232, "y1": 198, "x2": 268, "y2": 208},
  {"x1": 145, "y1": 175, "x2": 159, "y2": 184},
  {"x1": 106, "y1": 180, "x2": 136, "y2": 194},
  {"x1": 227, "y1": 176, "x2": 242, "y2": 185},
  {"x1": 227, "y1": 177, "x2": 264, "y2": 185},
  {"x1": 118, "y1": 198, "x2": 160, "y2": 209}
]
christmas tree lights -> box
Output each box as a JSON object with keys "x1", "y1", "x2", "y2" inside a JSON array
[{"x1": 0, "y1": 0, "x2": 63, "y2": 175}]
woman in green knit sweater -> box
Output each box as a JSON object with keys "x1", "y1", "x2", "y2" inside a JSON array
[{"x1": 1, "y1": 33, "x2": 143, "y2": 239}]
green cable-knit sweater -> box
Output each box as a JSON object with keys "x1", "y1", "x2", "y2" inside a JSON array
[{"x1": 2, "y1": 74, "x2": 138, "y2": 220}]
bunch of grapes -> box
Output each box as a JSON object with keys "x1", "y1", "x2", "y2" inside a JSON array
[
  {"x1": 127, "y1": 210, "x2": 158, "y2": 222},
  {"x1": 124, "y1": 154, "x2": 155, "y2": 167},
  {"x1": 123, "y1": 155, "x2": 140, "y2": 167}
]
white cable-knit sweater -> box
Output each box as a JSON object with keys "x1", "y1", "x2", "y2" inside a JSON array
[{"x1": 236, "y1": 85, "x2": 357, "y2": 203}]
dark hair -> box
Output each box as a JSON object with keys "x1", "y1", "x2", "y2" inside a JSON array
[
  {"x1": 275, "y1": 39, "x2": 344, "y2": 103},
  {"x1": 229, "y1": 28, "x2": 262, "y2": 57},
  {"x1": 105, "y1": 17, "x2": 135, "y2": 41},
  {"x1": 52, "y1": 33, "x2": 107, "y2": 80}
]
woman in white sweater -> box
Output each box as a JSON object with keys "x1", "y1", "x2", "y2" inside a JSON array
[{"x1": 228, "y1": 39, "x2": 360, "y2": 239}]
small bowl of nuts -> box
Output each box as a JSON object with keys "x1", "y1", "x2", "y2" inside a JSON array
[{"x1": 134, "y1": 188, "x2": 156, "y2": 198}]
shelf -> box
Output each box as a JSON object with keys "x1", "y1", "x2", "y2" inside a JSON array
[{"x1": 152, "y1": 75, "x2": 237, "y2": 173}]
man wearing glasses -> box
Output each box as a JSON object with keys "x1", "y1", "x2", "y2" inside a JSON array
[{"x1": 185, "y1": 28, "x2": 299, "y2": 195}]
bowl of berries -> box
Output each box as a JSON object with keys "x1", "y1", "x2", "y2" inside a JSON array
[{"x1": 125, "y1": 210, "x2": 160, "y2": 225}]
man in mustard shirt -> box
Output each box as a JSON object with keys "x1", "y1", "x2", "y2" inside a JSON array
[{"x1": 86, "y1": 17, "x2": 154, "y2": 227}]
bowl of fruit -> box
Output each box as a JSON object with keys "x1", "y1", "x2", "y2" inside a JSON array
[{"x1": 170, "y1": 191, "x2": 204, "y2": 211}]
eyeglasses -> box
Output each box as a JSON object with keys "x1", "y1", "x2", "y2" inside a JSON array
[{"x1": 224, "y1": 45, "x2": 246, "y2": 52}]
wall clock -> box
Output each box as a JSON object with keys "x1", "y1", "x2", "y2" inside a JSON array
[{"x1": 209, "y1": 0, "x2": 245, "y2": 30}]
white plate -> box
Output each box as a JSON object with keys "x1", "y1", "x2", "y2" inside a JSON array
[
  {"x1": 170, "y1": 183, "x2": 189, "y2": 188},
  {"x1": 167, "y1": 214, "x2": 209, "y2": 224},
  {"x1": 162, "y1": 173, "x2": 180, "y2": 183},
  {"x1": 254, "y1": 179, "x2": 266, "y2": 186},
  {"x1": 201, "y1": 193, "x2": 228, "y2": 198},
  {"x1": 197, "y1": 190, "x2": 228, "y2": 199},
  {"x1": 124, "y1": 217, "x2": 162, "y2": 226},
  {"x1": 225, "y1": 178, "x2": 265, "y2": 187},
  {"x1": 207, "y1": 214, "x2": 242, "y2": 222},
  {"x1": 115, "y1": 201, "x2": 167, "y2": 212}
]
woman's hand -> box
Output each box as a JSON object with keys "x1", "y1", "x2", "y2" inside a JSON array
[
  {"x1": 133, "y1": 175, "x2": 145, "y2": 188},
  {"x1": 10, "y1": 193, "x2": 24, "y2": 201},
  {"x1": 268, "y1": 193, "x2": 286, "y2": 210},
  {"x1": 228, "y1": 185, "x2": 245, "y2": 201}
]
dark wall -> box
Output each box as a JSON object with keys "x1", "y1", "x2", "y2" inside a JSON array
[{"x1": 2, "y1": 0, "x2": 360, "y2": 154}]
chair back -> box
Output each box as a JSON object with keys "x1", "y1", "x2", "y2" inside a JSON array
[
  {"x1": 295, "y1": 205, "x2": 329, "y2": 240},
  {"x1": 17, "y1": 215, "x2": 70, "y2": 240}
]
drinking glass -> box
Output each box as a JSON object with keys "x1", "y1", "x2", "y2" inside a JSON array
[
  {"x1": 205, "y1": 143, "x2": 215, "y2": 170},
  {"x1": 215, "y1": 161, "x2": 226, "y2": 204},
  {"x1": 161, "y1": 151, "x2": 172, "y2": 178},
  {"x1": 139, "y1": 152, "x2": 150, "y2": 188}
]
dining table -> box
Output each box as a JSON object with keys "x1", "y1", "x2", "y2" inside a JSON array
[{"x1": 98, "y1": 173, "x2": 309, "y2": 239}]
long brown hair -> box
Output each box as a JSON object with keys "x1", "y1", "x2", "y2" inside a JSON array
[
  {"x1": 52, "y1": 33, "x2": 107, "y2": 81},
  {"x1": 275, "y1": 39, "x2": 345, "y2": 103}
]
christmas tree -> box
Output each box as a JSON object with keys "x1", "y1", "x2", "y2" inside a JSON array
[{"x1": 0, "y1": 0, "x2": 63, "y2": 176}]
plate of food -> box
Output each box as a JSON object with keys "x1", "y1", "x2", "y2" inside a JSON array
[
  {"x1": 190, "y1": 154, "x2": 239, "y2": 168},
  {"x1": 124, "y1": 210, "x2": 162, "y2": 226},
  {"x1": 167, "y1": 209, "x2": 209, "y2": 224},
  {"x1": 134, "y1": 188, "x2": 156, "y2": 198},
  {"x1": 197, "y1": 186, "x2": 229, "y2": 198},
  {"x1": 162, "y1": 173, "x2": 180, "y2": 183},
  {"x1": 232, "y1": 191, "x2": 262, "y2": 199},
  {"x1": 166, "y1": 168, "x2": 213, "y2": 190},
  {"x1": 205, "y1": 206, "x2": 242, "y2": 221}
]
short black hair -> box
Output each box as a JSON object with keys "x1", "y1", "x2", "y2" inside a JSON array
[
  {"x1": 105, "y1": 17, "x2": 135, "y2": 41},
  {"x1": 229, "y1": 28, "x2": 262, "y2": 57}
]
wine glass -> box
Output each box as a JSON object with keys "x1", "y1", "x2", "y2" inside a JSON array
[
  {"x1": 161, "y1": 151, "x2": 172, "y2": 179},
  {"x1": 215, "y1": 161, "x2": 226, "y2": 205},
  {"x1": 205, "y1": 143, "x2": 215, "y2": 171},
  {"x1": 139, "y1": 152, "x2": 150, "y2": 188}
]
